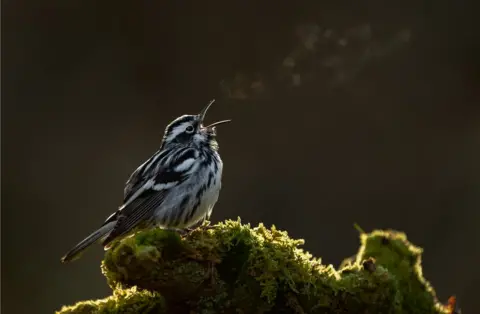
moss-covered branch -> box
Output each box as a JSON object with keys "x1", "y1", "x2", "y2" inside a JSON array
[{"x1": 57, "y1": 219, "x2": 451, "y2": 314}]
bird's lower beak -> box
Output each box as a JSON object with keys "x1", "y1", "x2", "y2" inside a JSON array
[{"x1": 205, "y1": 119, "x2": 232, "y2": 130}]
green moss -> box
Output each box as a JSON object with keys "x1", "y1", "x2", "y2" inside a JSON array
[
  {"x1": 59, "y1": 219, "x2": 451, "y2": 314},
  {"x1": 56, "y1": 286, "x2": 165, "y2": 314},
  {"x1": 355, "y1": 229, "x2": 446, "y2": 314}
]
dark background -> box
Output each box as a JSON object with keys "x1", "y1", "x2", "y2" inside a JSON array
[{"x1": 2, "y1": 1, "x2": 479, "y2": 313}]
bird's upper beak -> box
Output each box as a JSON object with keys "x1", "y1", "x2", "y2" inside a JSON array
[{"x1": 198, "y1": 99, "x2": 231, "y2": 130}]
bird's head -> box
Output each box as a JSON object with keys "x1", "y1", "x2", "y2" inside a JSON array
[{"x1": 161, "y1": 100, "x2": 231, "y2": 150}]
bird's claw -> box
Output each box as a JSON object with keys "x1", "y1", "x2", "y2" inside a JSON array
[
  {"x1": 180, "y1": 226, "x2": 214, "y2": 238},
  {"x1": 175, "y1": 228, "x2": 191, "y2": 236}
]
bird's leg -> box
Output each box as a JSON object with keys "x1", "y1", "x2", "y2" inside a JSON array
[
  {"x1": 201, "y1": 214, "x2": 209, "y2": 226},
  {"x1": 181, "y1": 224, "x2": 200, "y2": 235},
  {"x1": 183, "y1": 215, "x2": 214, "y2": 234},
  {"x1": 162, "y1": 226, "x2": 190, "y2": 236},
  {"x1": 183, "y1": 227, "x2": 196, "y2": 234},
  {"x1": 194, "y1": 216, "x2": 215, "y2": 232},
  {"x1": 176, "y1": 228, "x2": 190, "y2": 236}
]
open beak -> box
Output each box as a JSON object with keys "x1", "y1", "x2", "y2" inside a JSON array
[
  {"x1": 205, "y1": 119, "x2": 232, "y2": 129},
  {"x1": 198, "y1": 99, "x2": 232, "y2": 130}
]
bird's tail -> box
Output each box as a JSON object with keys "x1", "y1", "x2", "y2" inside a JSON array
[{"x1": 60, "y1": 221, "x2": 116, "y2": 263}]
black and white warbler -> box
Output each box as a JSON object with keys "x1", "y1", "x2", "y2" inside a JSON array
[{"x1": 61, "y1": 100, "x2": 230, "y2": 263}]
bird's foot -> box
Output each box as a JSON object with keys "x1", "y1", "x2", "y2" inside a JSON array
[
  {"x1": 175, "y1": 228, "x2": 191, "y2": 236},
  {"x1": 193, "y1": 224, "x2": 215, "y2": 233},
  {"x1": 176, "y1": 227, "x2": 199, "y2": 237},
  {"x1": 178, "y1": 225, "x2": 214, "y2": 237},
  {"x1": 199, "y1": 219, "x2": 215, "y2": 230}
]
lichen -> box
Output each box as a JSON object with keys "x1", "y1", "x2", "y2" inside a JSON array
[{"x1": 57, "y1": 219, "x2": 451, "y2": 314}]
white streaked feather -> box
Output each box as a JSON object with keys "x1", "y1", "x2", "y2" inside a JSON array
[
  {"x1": 153, "y1": 181, "x2": 177, "y2": 190},
  {"x1": 174, "y1": 158, "x2": 196, "y2": 172},
  {"x1": 120, "y1": 179, "x2": 154, "y2": 210}
]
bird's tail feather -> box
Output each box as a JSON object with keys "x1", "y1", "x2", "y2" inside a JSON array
[{"x1": 61, "y1": 221, "x2": 116, "y2": 263}]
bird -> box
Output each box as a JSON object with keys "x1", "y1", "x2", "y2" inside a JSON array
[{"x1": 61, "y1": 99, "x2": 230, "y2": 263}]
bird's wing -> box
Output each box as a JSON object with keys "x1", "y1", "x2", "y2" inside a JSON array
[
  {"x1": 123, "y1": 147, "x2": 197, "y2": 203},
  {"x1": 123, "y1": 163, "x2": 145, "y2": 203},
  {"x1": 102, "y1": 186, "x2": 167, "y2": 246},
  {"x1": 123, "y1": 149, "x2": 168, "y2": 203},
  {"x1": 103, "y1": 148, "x2": 198, "y2": 246}
]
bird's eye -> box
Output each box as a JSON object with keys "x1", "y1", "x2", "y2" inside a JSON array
[{"x1": 185, "y1": 125, "x2": 194, "y2": 133}]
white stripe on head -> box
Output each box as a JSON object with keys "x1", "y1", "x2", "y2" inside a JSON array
[
  {"x1": 163, "y1": 115, "x2": 196, "y2": 143},
  {"x1": 166, "y1": 122, "x2": 188, "y2": 141}
]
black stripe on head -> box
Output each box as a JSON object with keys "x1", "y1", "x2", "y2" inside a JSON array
[
  {"x1": 166, "y1": 115, "x2": 196, "y2": 132},
  {"x1": 162, "y1": 115, "x2": 198, "y2": 144}
]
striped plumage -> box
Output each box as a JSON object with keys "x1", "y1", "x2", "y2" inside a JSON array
[{"x1": 61, "y1": 100, "x2": 230, "y2": 263}]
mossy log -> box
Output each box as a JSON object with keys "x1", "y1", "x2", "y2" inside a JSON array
[{"x1": 57, "y1": 219, "x2": 451, "y2": 314}]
